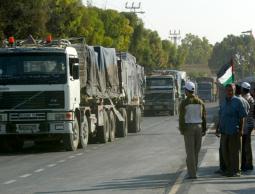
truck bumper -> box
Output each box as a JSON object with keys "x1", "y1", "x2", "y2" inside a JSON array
[
  {"x1": 0, "y1": 121, "x2": 73, "y2": 135},
  {"x1": 144, "y1": 104, "x2": 174, "y2": 112}
]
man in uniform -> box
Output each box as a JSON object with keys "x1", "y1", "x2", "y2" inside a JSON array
[
  {"x1": 179, "y1": 81, "x2": 207, "y2": 179},
  {"x1": 241, "y1": 82, "x2": 254, "y2": 171},
  {"x1": 219, "y1": 84, "x2": 247, "y2": 177}
]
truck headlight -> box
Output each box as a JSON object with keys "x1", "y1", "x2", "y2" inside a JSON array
[
  {"x1": 0, "y1": 113, "x2": 7, "y2": 122},
  {"x1": 47, "y1": 112, "x2": 73, "y2": 121}
]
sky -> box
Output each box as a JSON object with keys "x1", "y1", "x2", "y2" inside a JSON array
[{"x1": 83, "y1": 0, "x2": 255, "y2": 44}]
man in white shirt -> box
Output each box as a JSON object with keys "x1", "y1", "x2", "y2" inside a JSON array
[{"x1": 179, "y1": 81, "x2": 207, "y2": 179}]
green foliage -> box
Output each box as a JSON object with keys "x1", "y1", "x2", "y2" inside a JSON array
[
  {"x1": 0, "y1": 0, "x2": 49, "y2": 38},
  {"x1": 208, "y1": 35, "x2": 255, "y2": 79},
  {"x1": 46, "y1": 0, "x2": 84, "y2": 38},
  {"x1": 180, "y1": 33, "x2": 212, "y2": 65},
  {"x1": 0, "y1": 1, "x2": 189, "y2": 70}
]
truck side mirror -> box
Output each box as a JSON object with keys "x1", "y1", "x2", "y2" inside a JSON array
[{"x1": 73, "y1": 64, "x2": 79, "y2": 80}]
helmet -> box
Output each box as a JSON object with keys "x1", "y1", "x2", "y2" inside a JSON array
[
  {"x1": 184, "y1": 81, "x2": 195, "y2": 92},
  {"x1": 241, "y1": 82, "x2": 251, "y2": 90}
]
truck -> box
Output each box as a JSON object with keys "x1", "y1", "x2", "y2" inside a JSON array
[
  {"x1": 0, "y1": 37, "x2": 144, "y2": 151},
  {"x1": 144, "y1": 74, "x2": 178, "y2": 116},
  {"x1": 196, "y1": 77, "x2": 217, "y2": 102}
]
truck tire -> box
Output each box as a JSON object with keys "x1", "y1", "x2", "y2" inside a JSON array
[
  {"x1": 169, "y1": 110, "x2": 175, "y2": 116},
  {"x1": 9, "y1": 137, "x2": 24, "y2": 152},
  {"x1": 116, "y1": 108, "x2": 128, "y2": 137},
  {"x1": 63, "y1": 116, "x2": 80, "y2": 151},
  {"x1": 108, "y1": 110, "x2": 116, "y2": 142},
  {"x1": 97, "y1": 110, "x2": 110, "y2": 143},
  {"x1": 79, "y1": 116, "x2": 89, "y2": 149},
  {"x1": 128, "y1": 107, "x2": 141, "y2": 133}
]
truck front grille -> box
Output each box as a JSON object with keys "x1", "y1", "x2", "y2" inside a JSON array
[
  {"x1": 9, "y1": 112, "x2": 46, "y2": 121},
  {"x1": 0, "y1": 91, "x2": 64, "y2": 110}
]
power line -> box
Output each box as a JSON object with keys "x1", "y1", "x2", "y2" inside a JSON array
[{"x1": 125, "y1": 2, "x2": 145, "y2": 14}]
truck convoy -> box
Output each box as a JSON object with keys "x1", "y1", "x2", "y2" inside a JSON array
[
  {"x1": 144, "y1": 74, "x2": 177, "y2": 115},
  {"x1": 196, "y1": 77, "x2": 217, "y2": 102},
  {"x1": 144, "y1": 70, "x2": 186, "y2": 116},
  {"x1": 0, "y1": 37, "x2": 144, "y2": 151}
]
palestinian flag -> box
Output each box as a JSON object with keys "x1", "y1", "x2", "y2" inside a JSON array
[{"x1": 217, "y1": 60, "x2": 234, "y2": 86}]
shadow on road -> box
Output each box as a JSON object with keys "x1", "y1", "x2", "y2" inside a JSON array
[
  {"x1": 224, "y1": 188, "x2": 255, "y2": 194},
  {"x1": 0, "y1": 142, "x2": 67, "y2": 156},
  {"x1": 34, "y1": 173, "x2": 177, "y2": 194}
]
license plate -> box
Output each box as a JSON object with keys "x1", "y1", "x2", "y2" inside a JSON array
[
  {"x1": 154, "y1": 106, "x2": 163, "y2": 109},
  {"x1": 18, "y1": 124, "x2": 37, "y2": 132}
]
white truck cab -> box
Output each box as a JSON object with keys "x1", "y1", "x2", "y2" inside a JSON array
[{"x1": 0, "y1": 43, "x2": 83, "y2": 151}]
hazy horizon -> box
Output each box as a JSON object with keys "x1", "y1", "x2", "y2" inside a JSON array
[{"x1": 83, "y1": 0, "x2": 255, "y2": 44}]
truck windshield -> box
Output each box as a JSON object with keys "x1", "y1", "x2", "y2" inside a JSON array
[
  {"x1": 147, "y1": 78, "x2": 173, "y2": 87},
  {"x1": 197, "y1": 83, "x2": 212, "y2": 90},
  {"x1": 0, "y1": 53, "x2": 67, "y2": 85}
]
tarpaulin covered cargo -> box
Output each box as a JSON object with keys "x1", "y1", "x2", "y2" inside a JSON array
[
  {"x1": 74, "y1": 44, "x2": 120, "y2": 99},
  {"x1": 93, "y1": 46, "x2": 120, "y2": 98},
  {"x1": 117, "y1": 52, "x2": 144, "y2": 104}
]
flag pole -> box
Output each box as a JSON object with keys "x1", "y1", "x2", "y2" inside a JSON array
[{"x1": 230, "y1": 58, "x2": 235, "y2": 83}]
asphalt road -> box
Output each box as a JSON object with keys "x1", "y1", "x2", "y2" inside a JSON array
[{"x1": 0, "y1": 103, "x2": 217, "y2": 194}]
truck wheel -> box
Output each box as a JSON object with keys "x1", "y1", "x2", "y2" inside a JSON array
[
  {"x1": 116, "y1": 108, "x2": 128, "y2": 137},
  {"x1": 108, "y1": 110, "x2": 116, "y2": 142},
  {"x1": 128, "y1": 107, "x2": 141, "y2": 133},
  {"x1": 63, "y1": 116, "x2": 80, "y2": 151},
  {"x1": 97, "y1": 110, "x2": 110, "y2": 143},
  {"x1": 169, "y1": 110, "x2": 175, "y2": 116},
  {"x1": 9, "y1": 137, "x2": 24, "y2": 152},
  {"x1": 79, "y1": 116, "x2": 89, "y2": 149}
]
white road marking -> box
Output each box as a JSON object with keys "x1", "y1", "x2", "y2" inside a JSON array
[
  {"x1": 167, "y1": 170, "x2": 187, "y2": 194},
  {"x1": 47, "y1": 164, "x2": 57, "y2": 168},
  {"x1": 34, "y1": 168, "x2": 44, "y2": 173},
  {"x1": 3, "y1": 180, "x2": 16, "y2": 185},
  {"x1": 57, "y1": 159, "x2": 66, "y2": 163},
  {"x1": 68, "y1": 155, "x2": 75, "y2": 159},
  {"x1": 167, "y1": 123, "x2": 214, "y2": 194},
  {"x1": 19, "y1": 174, "x2": 32, "y2": 178}
]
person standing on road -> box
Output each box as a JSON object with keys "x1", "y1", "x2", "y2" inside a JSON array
[
  {"x1": 219, "y1": 84, "x2": 247, "y2": 177},
  {"x1": 241, "y1": 82, "x2": 254, "y2": 171},
  {"x1": 179, "y1": 81, "x2": 207, "y2": 179},
  {"x1": 215, "y1": 83, "x2": 250, "y2": 174}
]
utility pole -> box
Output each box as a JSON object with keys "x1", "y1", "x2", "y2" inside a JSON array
[
  {"x1": 242, "y1": 30, "x2": 253, "y2": 36},
  {"x1": 169, "y1": 30, "x2": 181, "y2": 46},
  {"x1": 125, "y1": 2, "x2": 145, "y2": 14},
  {"x1": 87, "y1": 0, "x2": 93, "y2": 7},
  {"x1": 241, "y1": 30, "x2": 254, "y2": 77}
]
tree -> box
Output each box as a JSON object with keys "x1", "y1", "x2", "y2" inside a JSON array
[
  {"x1": 0, "y1": 0, "x2": 49, "y2": 38},
  {"x1": 47, "y1": 0, "x2": 84, "y2": 38},
  {"x1": 98, "y1": 9, "x2": 133, "y2": 50},
  {"x1": 208, "y1": 35, "x2": 255, "y2": 79},
  {"x1": 80, "y1": 7, "x2": 105, "y2": 45},
  {"x1": 180, "y1": 33, "x2": 212, "y2": 65}
]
